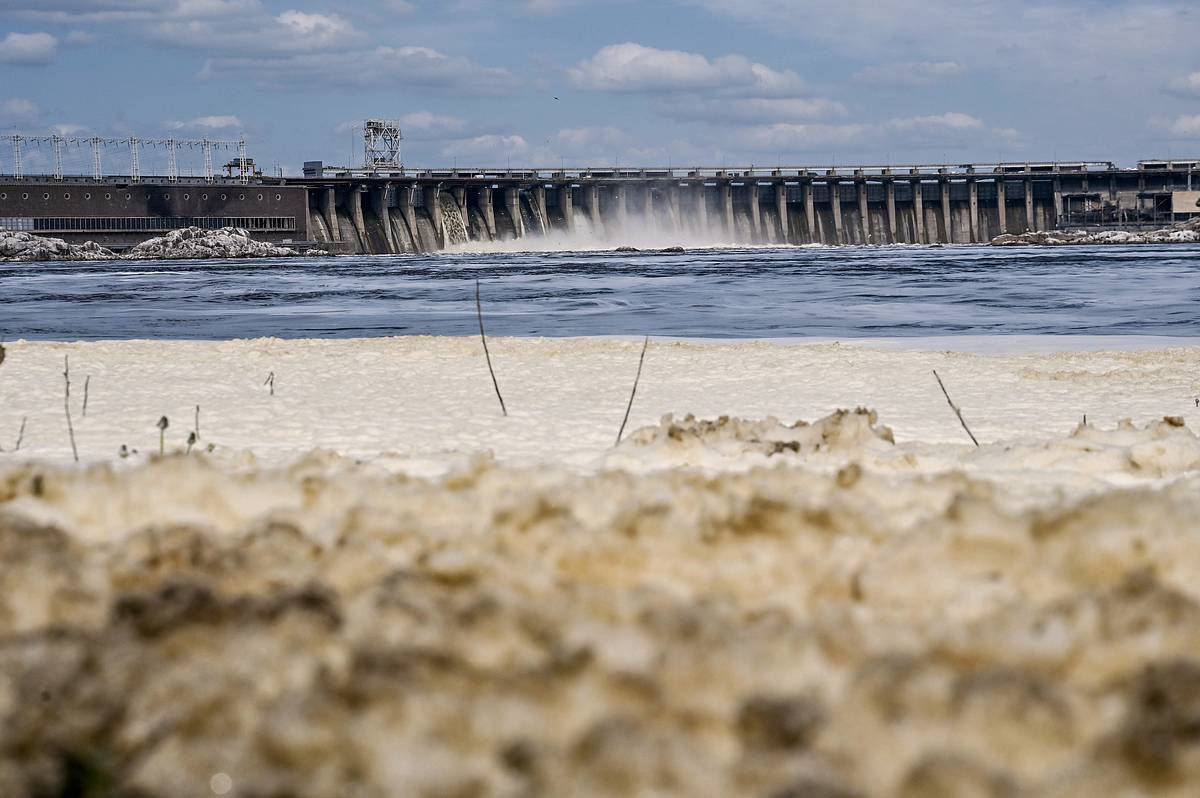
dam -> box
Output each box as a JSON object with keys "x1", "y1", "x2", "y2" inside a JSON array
[
  {"x1": 3, "y1": 133, "x2": 1199, "y2": 252},
  {"x1": 293, "y1": 159, "x2": 1200, "y2": 252}
]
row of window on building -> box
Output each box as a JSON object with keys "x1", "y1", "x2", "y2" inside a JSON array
[{"x1": 0, "y1": 217, "x2": 295, "y2": 233}]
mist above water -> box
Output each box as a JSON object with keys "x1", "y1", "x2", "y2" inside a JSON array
[{"x1": 446, "y1": 207, "x2": 750, "y2": 253}]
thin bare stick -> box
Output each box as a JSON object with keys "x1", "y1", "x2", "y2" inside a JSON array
[
  {"x1": 476, "y1": 279, "x2": 507, "y2": 417},
  {"x1": 14, "y1": 417, "x2": 26, "y2": 451},
  {"x1": 63, "y1": 356, "x2": 79, "y2": 462},
  {"x1": 616, "y1": 336, "x2": 650, "y2": 446},
  {"x1": 194, "y1": 405, "x2": 200, "y2": 441},
  {"x1": 932, "y1": 369, "x2": 979, "y2": 447},
  {"x1": 82, "y1": 375, "x2": 91, "y2": 417},
  {"x1": 264, "y1": 371, "x2": 275, "y2": 396}
]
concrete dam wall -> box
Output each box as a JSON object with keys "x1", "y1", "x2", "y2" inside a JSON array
[
  {"x1": 4, "y1": 161, "x2": 1195, "y2": 252},
  {"x1": 303, "y1": 163, "x2": 1192, "y2": 253}
]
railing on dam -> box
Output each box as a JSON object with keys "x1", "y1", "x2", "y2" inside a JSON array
[{"x1": 310, "y1": 160, "x2": 1132, "y2": 182}]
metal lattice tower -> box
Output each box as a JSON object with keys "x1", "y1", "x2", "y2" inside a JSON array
[
  {"x1": 90, "y1": 137, "x2": 103, "y2": 181},
  {"x1": 363, "y1": 119, "x2": 403, "y2": 172},
  {"x1": 51, "y1": 135, "x2": 64, "y2": 181},
  {"x1": 202, "y1": 138, "x2": 213, "y2": 181},
  {"x1": 2, "y1": 132, "x2": 245, "y2": 180}
]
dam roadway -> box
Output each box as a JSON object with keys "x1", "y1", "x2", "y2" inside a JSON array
[{"x1": 2, "y1": 159, "x2": 1198, "y2": 252}]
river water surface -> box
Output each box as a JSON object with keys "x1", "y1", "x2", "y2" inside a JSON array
[{"x1": 2, "y1": 244, "x2": 1198, "y2": 340}]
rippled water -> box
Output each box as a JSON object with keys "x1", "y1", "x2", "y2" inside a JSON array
[{"x1": 2, "y1": 244, "x2": 1199, "y2": 340}]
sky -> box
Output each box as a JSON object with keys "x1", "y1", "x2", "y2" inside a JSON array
[{"x1": 1, "y1": 0, "x2": 1199, "y2": 176}]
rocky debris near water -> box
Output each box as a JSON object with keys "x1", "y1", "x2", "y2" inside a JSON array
[
  {"x1": 0, "y1": 230, "x2": 114, "y2": 262},
  {"x1": 993, "y1": 217, "x2": 1200, "y2": 246},
  {"x1": 125, "y1": 227, "x2": 298, "y2": 260}
]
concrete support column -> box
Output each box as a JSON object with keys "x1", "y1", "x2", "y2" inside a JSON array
[
  {"x1": 1052, "y1": 177, "x2": 1063, "y2": 229},
  {"x1": 480, "y1": 186, "x2": 497, "y2": 239},
  {"x1": 913, "y1": 181, "x2": 926, "y2": 244},
  {"x1": 829, "y1": 181, "x2": 844, "y2": 244},
  {"x1": 586, "y1": 184, "x2": 602, "y2": 232},
  {"x1": 428, "y1": 185, "x2": 444, "y2": 249},
  {"x1": 803, "y1": 182, "x2": 816, "y2": 243},
  {"x1": 857, "y1": 181, "x2": 870, "y2": 244},
  {"x1": 323, "y1": 187, "x2": 341, "y2": 242},
  {"x1": 1024, "y1": 180, "x2": 1035, "y2": 232},
  {"x1": 667, "y1": 184, "x2": 682, "y2": 232},
  {"x1": 531, "y1": 184, "x2": 548, "y2": 235},
  {"x1": 319, "y1": 187, "x2": 338, "y2": 242},
  {"x1": 968, "y1": 180, "x2": 979, "y2": 243},
  {"x1": 614, "y1": 185, "x2": 629, "y2": 231},
  {"x1": 996, "y1": 179, "x2": 1007, "y2": 235},
  {"x1": 560, "y1": 185, "x2": 575, "y2": 233},
  {"x1": 885, "y1": 181, "x2": 897, "y2": 244},
  {"x1": 774, "y1": 182, "x2": 789, "y2": 243},
  {"x1": 504, "y1": 187, "x2": 525, "y2": 238},
  {"x1": 378, "y1": 184, "x2": 402, "y2": 253},
  {"x1": 349, "y1": 187, "x2": 368, "y2": 252},
  {"x1": 940, "y1": 180, "x2": 952, "y2": 243},
  {"x1": 694, "y1": 183, "x2": 709, "y2": 232},
  {"x1": 721, "y1": 181, "x2": 734, "y2": 237},
  {"x1": 395, "y1": 184, "x2": 421, "y2": 252},
  {"x1": 748, "y1": 183, "x2": 762, "y2": 240}
]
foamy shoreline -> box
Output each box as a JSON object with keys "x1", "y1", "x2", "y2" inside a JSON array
[
  {"x1": 1, "y1": 334, "x2": 1196, "y2": 472},
  {"x1": 2, "y1": 336, "x2": 1200, "y2": 797}
]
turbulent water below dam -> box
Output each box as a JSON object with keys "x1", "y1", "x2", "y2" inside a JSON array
[{"x1": 1, "y1": 243, "x2": 1199, "y2": 340}]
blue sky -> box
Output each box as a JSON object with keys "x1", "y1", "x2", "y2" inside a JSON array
[{"x1": 1, "y1": 0, "x2": 1199, "y2": 175}]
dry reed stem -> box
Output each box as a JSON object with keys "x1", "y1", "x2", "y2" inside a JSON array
[
  {"x1": 476, "y1": 279, "x2": 507, "y2": 417},
  {"x1": 616, "y1": 336, "x2": 650, "y2": 446},
  {"x1": 63, "y1": 356, "x2": 79, "y2": 462},
  {"x1": 933, "y1": 369, "x2": 980, "y2": 447}
]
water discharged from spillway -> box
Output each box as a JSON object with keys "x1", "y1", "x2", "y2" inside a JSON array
[
  {"x1": 447, "y1": 194, "x2": 758, "y2": 254},
  {"x1": 438, "y1": 193, "x2": 469, "y2": 246}
]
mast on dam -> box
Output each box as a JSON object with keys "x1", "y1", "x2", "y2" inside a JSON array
[{"x1": 363, "y1": 120, "x2": 404, "y2": 173}]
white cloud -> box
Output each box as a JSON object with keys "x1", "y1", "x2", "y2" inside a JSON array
[
  {"x1": 887, "y1": 112, "x2": 985, "y2": 133},
  {"x1": 665, "y1": 96, "x2": 848, "y2": 123},
  {"x1": 0, "y1": 0, "x2": 258, "y2": 23},
  {"x1": 0, "y1": 32, "x2": 58, "y2": 65},
  {"x1": 737, "y1": 122, "x2": 870, "y2": 152},
  {"x1": 64, "y1": 29, "x2": 96, "y2": 45},
  {"x1": 167, "y1": 114, "x2": 243, "y2": 131},
  {"x1": 380, "y1": 0, "x2": 416, "y2": 11},
  {"x1": 1168, "y1": 115, "x2": 1200, "y2": 138},
  {"x1": 735, "y1": 112, "x2": 1004, "y2": 154},
  {"x1": 200, "y1": 46, "x2": 518, "y2": 94},
  {"x1": 852, "y1": 61, "x2": 965, "y2": 87},
  {"x1": 275, "y1": 10, "x2": 357, "y2": 46},
  {"x1": 683, "y1": 0, "x2": 1195, "y2": 70},
  {"x1": 149, "y1": 9, "x2": 362, "y2": 52},
  {"x1": 568, "y1": 42, "x2": 804, "y2": 95},
  {"x1": 440, "y1": 134, "x2": 529, "y2": 160},
  {"x1": 51, "y1": 123, "x2": 88, "y2": 136},
  {"x1": 398, "y1": 111, "x2": 467, "y2": 137},
  {"x1": 0, "y1": 98, "x2": 41, "y2": 124},
  {"x1": 1167, "y1": 72, "x2": 1200, "y2": 99},
  {"x1": 523, "y1": 0, "x2": 577, "y2": 12}
]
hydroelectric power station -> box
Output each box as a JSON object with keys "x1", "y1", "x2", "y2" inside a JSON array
[{"x1": 2, "y1": 123, "x2": 1199, "y2": 252}]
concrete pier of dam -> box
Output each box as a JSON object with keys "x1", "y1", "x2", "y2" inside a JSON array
[{"x1": 3, "y1": 159, "x2": 1199, "y2": 252}]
